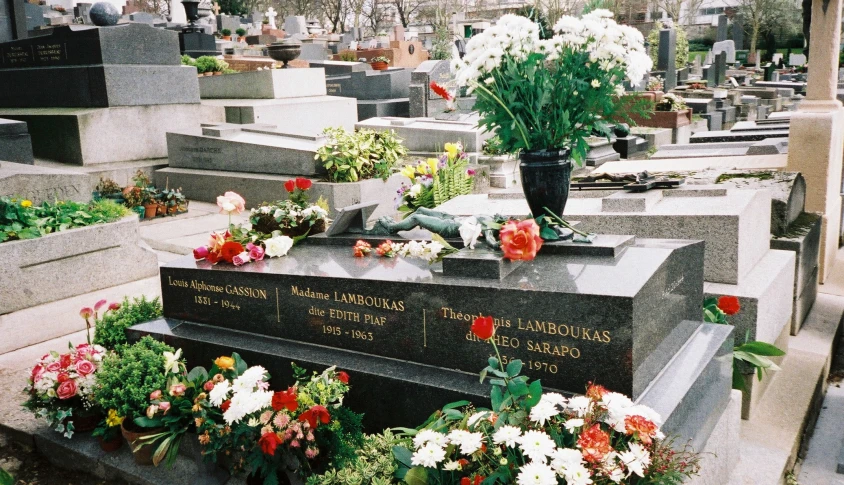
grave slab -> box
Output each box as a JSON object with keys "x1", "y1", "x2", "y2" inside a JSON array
[
  {"x1": 585, "y1": 138, "x2": 621, "y2": 166},
  {"x1": 690, "y1": 128, "x2": 790, "y2": 143},
  {"x1": 0, "y1": 118, "x2": 34, "y2": 163},
  {"x1": 202, "y1": 96, "x2": 357, "y2": 137},
  {"x1": 326, "y1": 68, "x2": 411, "y2": 100},
  {"x1": 166, "y1": 123, "x2": 327, "y2": 176},
  {"x1": 357, "y1": 98, "x2": 409, "y2": 119},
  {"x1": 700, "y1": 111, "x2": 723, "y2": 131},
  {"x1": 306, "y1": 59, "x2": 371, "y2": 75},
  {"x1": 651, "y1": 140, "x2": 753, "y2": 159},
  {"x1": 0, "y1": 216, "x2": 158, "y2": 315},
  {"x1": 629, "y1": 126, "x2": 672, "y2": 149},
  {"x1": 0, "y1": 104, "x2": 222, "y2": 165},
  {"x1": 355, "y1": 117, "x2": 490, "y2": 152},
  {"x1": 770, "y1": 212, "x2": 821, "y2": 333},
  {"x1": 0, "y1": 161, "x2": 94, "y2": 203},
  {"x1": 198, "y1": 68, "x2": 328, "y2": 99}
]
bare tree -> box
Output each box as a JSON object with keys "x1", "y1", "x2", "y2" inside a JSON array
[
  {"x1": 320, "y1": 0, "x2": 352, "y2": 31},
  {"x1": 736, "y1": 0, "x2": 801, "y2": 61},
  {"x1": 650, "y1": 0, "x2": 706, "y2": 24},
  {"x1": 391, "y1": 0, "x2": 425, "y2": 27}
]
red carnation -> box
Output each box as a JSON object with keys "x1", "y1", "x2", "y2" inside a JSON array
[
  {"x1": 718, "y1": 296, "x2": 741, "y2": 315},
  {"x1": 295, "y1": 178, "x2": 312, "y2": 190},
  {"x1": 337, "y1": 371, "x2": 350, "y2": 384},
  {"x1": 272, "y1": 387, "x2": 298, "y2": 412},
  {"x1": 586, "y1": 383, "x2": 609, "y2": 401},
  {"x1": 430, "y1": 81, "x2": 453, "y2": 101},
  {"x1": 471, "y1": 315, "x2": 495, "y2": 340},
  {"x1": 577, "y1": 424, "x2": 612, "y2": 463},
  {"x1": 259, "y1": 432, "x2": 283, "y2": 456},
  {"x1": 624, "y1": 414, "x2": 658, "y2": 445},
  {"x1": 220, "y1": 241, "x2": 245, "y2": 264},
  {"x1": 220, "y1": 399, "x2": 231, "y2": 412},
  {"x1": 298, "y1": 405, "x2": 330, "y2": 429},
  {"x1": 206, "y1": 251, "x2": 222, "y2": 264},
  {"x1": 284, "y1": 179, "x2": 296, "y2": 192}
]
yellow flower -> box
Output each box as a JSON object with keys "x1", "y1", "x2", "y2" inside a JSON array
[
  {"x1": 106, "y1": 409, "x2": 124, "y2": 427},
  {"x1": 20, "y1": 200, "x2": 32, "y2": 208},
  {"x1": 444, "y1": 143, "x2": 460, "y2": 158},
  {"x1": 426, "y1": 158, "x2": 439, "y2": 175},
  {"x1": 400, "y1": 165, "x2": 417, "y2": 179},
  {"x1": 214, "y1": 356, "x2": 235, "y2": 370}
]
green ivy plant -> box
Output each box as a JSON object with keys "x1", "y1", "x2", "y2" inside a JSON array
[
  {"x1": 93, "y1": 295, "x2": 163, "y2": 351},
  {"x1": 94, "y1": 336, "x2": 174, "y2": 421},
  {"x1": 703, "y1": 296, "x2": 786, "y2": 390},
  {"x1": 315, "y1": 128, "x2": 406, "y2": 183},
  {"x1": 306, "y1": 430, "x2": 408, "y2": 485}
]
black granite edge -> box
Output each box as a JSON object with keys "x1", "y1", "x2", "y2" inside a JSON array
[
  {"x1": 632, "y1": 320, "x2": 702, "y2": 397},
  {"x1": 127, "y1": 318, "x2": 503, "y2": 431},
  {"x1": 636, "y1": 323, "x2": 734, "y2": 451}
]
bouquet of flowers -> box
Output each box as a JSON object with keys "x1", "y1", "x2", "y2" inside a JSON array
[
  {"x1": 24, "y1": 342, "x2": 106, "y2": 438},
  {"x1": 654, "y1": 93, "x2": 687, "y2": 112},
  {"x1": 250, "y1": 178, "x2": 330, "y2": 239},
  {"x1": 393, "y1": 316, "x2": 700, "y2": 485},
  {"x1": 194, "y1": 355, "x2": 363, "y2": 484},
  {"x1": 397, "y1": 143, "x2": 475, "y2": 215},
  {"x1": 451, "y1": 11, "x2": 652, "y2": 163}
]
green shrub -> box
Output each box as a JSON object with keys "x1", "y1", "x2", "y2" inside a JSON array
[
  {"x1": 220, "y1": 28, "x2": 231, "y2": 36},
  {"x1": 95, "y1": 336, "x2": 174, "y2": 420},
  {"x1": 338, "y1": 50, "x2": 358, "y2": 62},
  {"x1": 648, "y1": 22, "x2": 689, "y2": 67},
  {"x1": 236, "y1": 28, "x2": 246, "y2": 36},
  {"x1": 315, "y1": 128, "x2": 406, "y2": 182},
  {"x1": 180, "y1": 54, "x2": 196, "y2": 66},
  {"x1": 306, "y1": 430, "x2": 408, "y2": 485},
  {"x1": 93, "y1": 295, "x2": 163, "y2": 350},
  {"x1": 194, "y1": 55, "x2": 219, "y2": 74}
]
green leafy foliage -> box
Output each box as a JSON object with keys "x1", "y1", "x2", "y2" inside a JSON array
[
  {"x1": 315, "y1": 128, "x2": 407, "y2": 182},
  {"x1": 93, "y1": 295, "x2": 163, "y2": 350},
  {"x1": 430, "y1": 27, "x2": 453, "y2": 61},
  {"x1": 94, "y1": 336, "x2": 174, "y2": 420},
  {"x1": 195, "y1": 55, "x2": 223, "y2": 74},
  {"x1": 306, "y1": 430, "x2": 408, "y2": 485},
  {"x1": 313, "y1": 406, "x2": 365, "y2": 472},
  {"x1": 0, "y1": 467, "x2": 12, "y2": 485},
  {"x1": 181, "y1": 54, "x2": 196, "y2": 66},
  {"x1": 648, "y1": 22, "x2": 689, "y2": 67},
  {"x1": 0, "y1": 196, "x2": 129, "y2": 244}
]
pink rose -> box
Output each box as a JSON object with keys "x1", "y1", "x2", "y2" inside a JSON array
[
  {"x1": 216, "y1": 191, "x2": 246, "y2": 215},
  {"x1": 499, "y1": 219, "x2": 544, "y2": 261},
  {"x1": 204, "y1": 381, "x2": 215, "y2": 391},
  {"x1": 193, "y1": 246, "x2": 209, "y2": 260},
  {"x1": 169, "y1": 384, "x2": 187, "y2": 397},
  {"x1": 249, "y1": 245, "x2": 265, "y2": 261},
  {"x1": 159, "y1": 401, "x2": 171, "y2": 414},
  {"x1": 150, "y1": 390, "x2": 162, "y2": 400},
  {"x1": 232, "y1": 251, "x2": 251, "y2": 266},
  {"x1": 57, "y1": 380, "x2": 77, "y2": 400},
  {"x1": 75, "y1": 360, "x2": 96, "y2": 376},
  {"x1": 46, "y1": 361, "x2": 61, "y2": 372},
  {"x1": 31, "y1": 365, "x2": 44, "y2": 383}
]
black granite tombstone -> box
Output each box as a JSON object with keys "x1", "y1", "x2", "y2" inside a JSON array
[
  {"x1": 180, "y1": 30, "x2": 217, "y2": 57},
  {"x1": 657, "y1": 29, "x2": 676, "y2": 91},
  {"x1": 128, "y1": 233, "x2": 733, "y2": 450},
  {"x1": 716, "y1": 14, "x2": 727, "y2": 42},
  {"x1": 715, "y1": 51, "x2": 727, "y2": 86}
]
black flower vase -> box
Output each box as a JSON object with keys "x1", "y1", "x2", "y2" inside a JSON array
[{"x1": 519, "y1": 148, "x2": 573, "y2": 218}]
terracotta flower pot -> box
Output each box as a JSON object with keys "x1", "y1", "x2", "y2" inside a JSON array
[
  {"x1": 121, "y1": 421, "x2": 165, "y2": 466},
  {"x1": 222, "y1": 35, "x2": 231, "y2": 40},
  {"x1": 143, "y1": 203, "x2": 157, "y2": 219},
  {"x1": 370, "y1": 61, "x2": 388, "y2": 71},
  {"x1": 98, "y1": 434, "x2": 124, "y2": 452}
]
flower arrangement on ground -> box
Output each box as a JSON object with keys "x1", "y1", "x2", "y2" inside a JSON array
[
  {"x1": 396, "y1": 143, "x2": 476, "y2": 215},
  {"x1": 392, "y1": 316, "x2": 701, "y2": 485},
  {"x1": 703, "y1": 296, "x2": 785, "y2": 390},
  {"x1": 452, "y1": 11, "x2": 651, "y2": 162},
  {"x1": 250, "y1": 178, "x2": 330, "y2": 239},
  {"x1": 353, "y1": 237, "x2": 457, "y2": 264},
  {"x1": 654, "y1": 93, "x2": 687, "y2": 112},
  {"x1": 193, "y1": 355, "x2": 363, "y2": 484},
  {"x1": 23, "y1": 342, "x2": 106, "y2": 438}
]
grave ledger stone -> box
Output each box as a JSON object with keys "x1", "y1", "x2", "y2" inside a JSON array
[
  {"x1": 0, "y1": 24, "x2": 199, "y2": 107},
  {"x1": 129, "y1": 235, "x2": 734, "y2": 451}
]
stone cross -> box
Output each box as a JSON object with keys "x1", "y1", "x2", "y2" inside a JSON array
[
  {"x1": 211, "y1": 1, "x2": 220, "y2": 15},
  {"x1": 266, "y1": 7, "x2": 276, "y2": 29}
]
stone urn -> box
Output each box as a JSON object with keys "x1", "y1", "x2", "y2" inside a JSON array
[
  {"x1": 519, "y1": 148, "x2": 572, "y2": 219},
  {"x1": 267, "y1": 41, "x2": 302, "y2": 68}
]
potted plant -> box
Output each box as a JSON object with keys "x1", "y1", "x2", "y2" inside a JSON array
[
  {"x1": 369, "y1": 55, "x2": 390, "y2": 70},
  {"x1": 94, "y1": 336, "x2": 181, "y2": 465},
  {"x1": 315, "y1": 127, "x2": 406, "y2": 182},
  {"x1": 195, "y1": 56, "x2": 218, "y2": 76},
  {"x1": 236, "y1": 27, "x2": 247, "y2": 39},
  {"x1": 141, "y1": 188, "x2": 158, "y2": 219},
  {"x1": 23, "y1": 342, "x2": 108, "y2": 438},
  {"x1": 93, "y1": 409, "x2": 125, "y2": 452},
  {"x1": 220, "y1": 28, "x2": 231, "y2": 40},
  {"x1": 396, "y1": 143, "x2": 476, "y2": 215},
  {"x1": 162, "y1": 188, "x2": 187, "y2": 215},
  {"x1": 94, "y1": 177, "x2": 124, "y2": 203},
  {"x1": 249, "y1": 178, "x2": 330, "y2": 238},
  {"x1": 452, "y1": 11, "x2": 651, "y2": 218},
  {"x1": 625, "y1": 92, "x2": 692, "y2": 129}
]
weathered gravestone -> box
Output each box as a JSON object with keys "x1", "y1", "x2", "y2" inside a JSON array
[
  {"x1": 716, "y1": 14, "x2": 728, "y2": 42},
  {"x1": 0, "y1": 118, "x2": 34, "y2": 164},
  {"x1": 657, "y1": 29, "x2": 677, "y2": 91},
  {"x1": 712, "y1": 40, "x2": 736, "y2": 64},
  {"x1": 732, "y1": 17, "x2": 744, "y2": 50}
]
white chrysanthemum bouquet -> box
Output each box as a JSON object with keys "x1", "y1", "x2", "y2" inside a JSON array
[{"x1": 451, "y1": 10, "x2": 652, "y2": 163}]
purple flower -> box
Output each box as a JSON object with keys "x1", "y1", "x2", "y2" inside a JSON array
[{"x1": 467, "y1": 169, "x2": 476, "y2": 176}]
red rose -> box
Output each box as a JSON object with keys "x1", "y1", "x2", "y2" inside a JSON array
[
  {"x1": 57, "y1": 380, "x2": 77, "y2": 400},
  {"x1": 206, "y1": 251, "x2": 222, "y2": 264},
  {"x1": 284, "y1": 179, "x2": 296, "y2": 192},
  {"x1": 220, "y1": 241, "x2": 245, "y2": 263},
  {"x1": 272, "y1": 387, "x2": 298, "y2": 412},
  {"x1": 75, "y1": 360, "x2": 96, "y2": 376},
  {"x1": 220, "y1": 399, "x2": 231, "y2": 412},
  {"x1": 31, "y1": 365, "x2": 44, "y2": 383},
  {"x1": 473, "y1": 476, "x2": 484, "y2": 485},
  {"x1": 718, "y1": 296, "x2": 741, "y2": 315},
  {"x1": 460, "y1": 478, "x2": 470, "y2": 485},
  {"x1": 471, "y1": 315, "x2": 495, "y2": 340},
  {"x1": 337, "y1": 371, "x2": 350, "y2": 384},
  {"x1": 295, "y1": 178, "x2": 312, "y2": 190},
  {"x1": 60, "y1": 353, "x2": 72, "y2": 369},
  {"x1": 499, "y1": 219, "x2": 543, "y2": 261},
  {"x1": 298, "y1": 405, "x2": 330, "y2": 429},
  {"x1": 193, "y1": 246, "x2": 209, "y2": 260},
  {"x1": 57, "y1": 373, "x2": 70, "y2": 383},
  {"x1": 260, "y1": 432, "x2": 283, "y2": 456}
]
